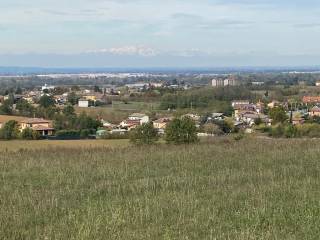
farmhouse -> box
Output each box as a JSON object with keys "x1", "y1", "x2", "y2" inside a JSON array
[{"x1": 20, "y1": 118, "x2": 54, "y2": 136}]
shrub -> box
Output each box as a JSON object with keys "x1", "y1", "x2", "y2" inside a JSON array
[
  {"x1": 233, "y1": 134, "x2": 244, "y2": 141},
  {"x1": 56, "y1": 130, "x2": 80, "y2": 137},
  {"x1": 269, "y1": 124, "x2": 285, "y2": 138},
  {"x1": 80, "y1": 129, "x2": 91, "y2": 138},
  {"x1": 20, "y1": 128, "x2": 41, "y2": 140},
  {"x1": 101, "y1": 132, "x2": 130, "y2": 140},
  {"x1": 202, "y1": 123, "x2": 223, "y2": 136},
  {"x1": 284, "y1": 125, "x2": 297, "y2": 138}
]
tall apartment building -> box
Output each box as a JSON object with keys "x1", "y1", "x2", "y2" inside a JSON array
[
  {"x1": 211, "y1": 79, "x2": 225, "y2": 87},
  {"x1": 212, "y1": 76, "x2": 238, "y2": 87}
]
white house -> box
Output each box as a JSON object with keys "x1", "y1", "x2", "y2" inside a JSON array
[
  {"x1": 41, "y1": 84, "x2": 55, "y2": 91},
  {"x1": 78, "y1": 99, "x2": 89, "y2": 108},
  {"x1": 128, "y1": 113, "x2": 150, "y2": 124}
]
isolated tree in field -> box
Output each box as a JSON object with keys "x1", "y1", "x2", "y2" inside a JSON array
[
  {"x1": 0, "y1": 120, "x2": 19, "y2": 140},
  {"x1": 269, "y1": 107, "x2": 288, "y2": 124},
  {"x1": 165, "y1": 117, "x2": 198, "y2": 144},
  {"x1": 130, "y1": 123, "x2": 159, "y2": 145}
]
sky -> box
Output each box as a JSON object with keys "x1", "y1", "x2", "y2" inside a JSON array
[{"x1": 0, "y1": 0, "x2": 320, "y2": 68}]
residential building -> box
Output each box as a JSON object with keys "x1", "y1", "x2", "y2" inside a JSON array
[
  {"x1": 231, "y1": 100, "x2": 250, "y2": 108},
  {"x1": 309, "y1": 106, "x2": 320, "y2": 117},
  {"x1": 183, "y1": 113, "x2": 201, "y2": 122},
  {"x1": 212, "y1": 76, "x2": 238, "y2": 87},
  {"x1": 20, "y1": 118, "x2": 54, "y2": 136},
  {"x1": 78, "y1": 99, "x2": 89, "y2": 108},
  {"x1": 212, "y1": 79, "x2": 224, "y2": 87},
  {"x1": 153, "y1": 118, "x2": 172, "y2": 130},
  {"x1": 120, "y1": 119, "x2": 141, "y2": 129},
  {"x1": 302, "y1": 96, "x2": 320, "y2": 104},
  {"x1": 128, "y1": 113, "x2": 149, "y2": 124},
  {"x1": 42, "y1": 84, "x2": 55, "y2": 91},
  {"x1": 267, "y1": 100, "x2": 280, "y2": 109},
  {"x1": 238, "y1": 112, "x2": 270, "y2": 126},
  {"x1": 292, "y1": 117, "x2": 305, "y2": 125}
]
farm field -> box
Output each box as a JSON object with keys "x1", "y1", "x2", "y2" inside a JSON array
[
  {"x1": 0, "y1": 138, "x2": 320, "y2": 239},
  {"x1": 0, "y1": 114, "x2": 28, "y2": 122},
  {"x1": 0, "y1": 139, "x2": 129, "y2": 152}
]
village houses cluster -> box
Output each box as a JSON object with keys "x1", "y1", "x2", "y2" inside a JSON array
[{"x1": 2, "y1": 81, "x2": 320, "y2": 139}]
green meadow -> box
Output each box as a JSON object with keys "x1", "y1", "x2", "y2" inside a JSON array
[{"x1": 0, "y1": 138, "x2": 319, "y2": 239}]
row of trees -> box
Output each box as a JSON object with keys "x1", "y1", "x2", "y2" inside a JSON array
[{"x1": 160, "y1": 86, "x2": 254, "y2": 113}]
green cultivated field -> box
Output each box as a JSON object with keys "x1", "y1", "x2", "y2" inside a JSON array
[{"x1": 0, "y1": 138, "x2": 320, "y2": 239}]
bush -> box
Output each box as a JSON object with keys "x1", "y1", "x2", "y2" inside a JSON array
[
  {"x1": 202, "y1": 123, "x2": 223, "y2": 136},
  {"x1": 233, "y1": 134, "x2": 244, "y2": 141},
  {"x1": 101, "y1": 132, "x2": 130, "y2": 140},
  {"x1": 269, "y1": 124, "x2": 285, "y2": 138},
  {"x1": 296, "y1": 124, "x2": 320, "y2": 138},
  {"x1": 165, "y1": 117, "x2": 198, "y2": 144},
  {"x1": 130, "y1": 123, "x2": 159, "y2": 145},
  {"x1": 284, "y1": 125, "x2": 297, "y2": 138},
  {"x1": 80, "y1": 129, "x2": 91, "y2": 138},
  {"x1": 20, "y1": 128, "x2": 41, "y2": 140}
]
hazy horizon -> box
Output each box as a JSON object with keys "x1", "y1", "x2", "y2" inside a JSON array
[{"x1": 1, "y1": 0, "x2": 320, "y2": 67}]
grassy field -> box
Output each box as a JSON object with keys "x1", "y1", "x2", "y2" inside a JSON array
[
  {"x1": 0, "y1": 138, "x2": 320, "y2": 239},
  {"x1": 0, "y1": 139, "x2": 129, "y2": 152}
]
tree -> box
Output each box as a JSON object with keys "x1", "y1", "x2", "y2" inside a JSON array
[
  {"x1": 0, "y1": 120, "x2": 19, "y2": 140},
  {"x1": 16, "y1": 99, "x2": 34, "y2": 117},
  {"x1": 94, "y1": 85, "x2": 102, "y2": 93},
  {"x1": 130, "y1": 123, "x2": 159, "y2": 145},
  {"x1": 165, "y1": 117, "x2": 198, "y2": 144},
  {"x1": 0, "y1": 100, "x2": 13, "y2": 115},
  {"x1": 202, "y1": 123, "x2": 223, "y2": 135},
  {"x1": 62, "y1": 104, "x2": 75, "y2": 116},
  {"x1": 20, "y1": 128, "x2": 40, "y2": 140},
  {"x1": 39, "y1": 95, "x2": 55, "y2": 108},
  {"x1": 67, "y1": 92, "x2": 79, "y2": 105},
  {"x1": 269, "y1": 107, "x2": 288, "y2": 124},
  {"x1": 15, "y1": 87, "x2": 22, "y2": 94}
]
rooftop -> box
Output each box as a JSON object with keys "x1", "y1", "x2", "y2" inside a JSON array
[{"x1": 21, "y1": 118, "x2": 51, "y2": 124}]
